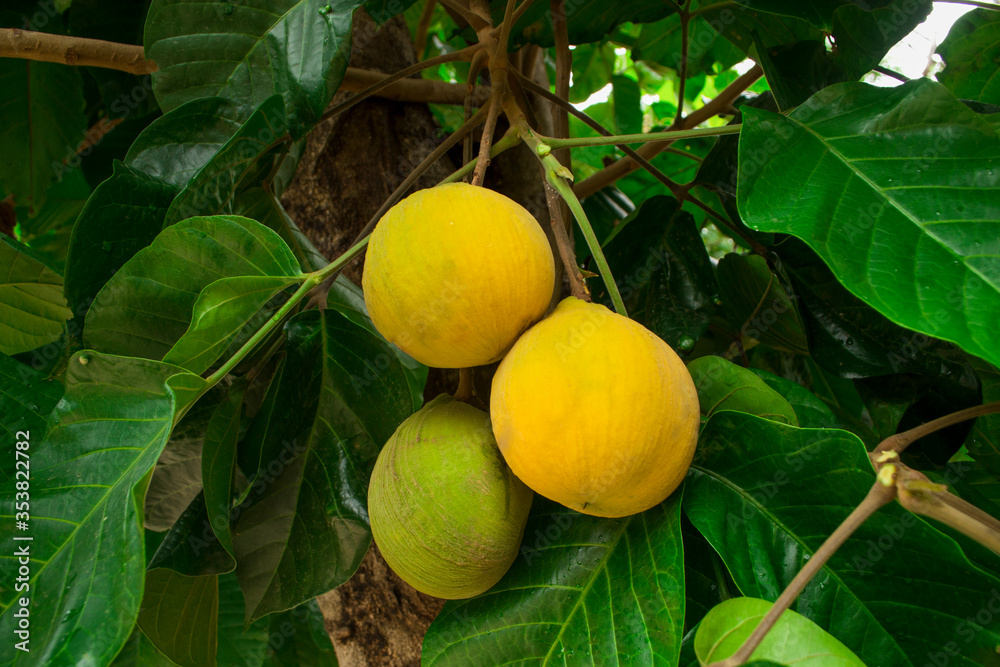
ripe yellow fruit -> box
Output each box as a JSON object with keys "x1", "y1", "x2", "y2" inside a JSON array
[
  {"x1": 368, "y1": 394, "x2": 533, "y2": 599},
  {"x1": 362, "y1": 183, "x2": 555, "y2": 369},
  {"x1": 490, "y1": 297, "x2": 699, "y2": 518}
]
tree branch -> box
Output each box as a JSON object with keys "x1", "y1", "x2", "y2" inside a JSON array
[
  {"x1": 574, "y1": 64, "x2": 762, "y2": 199},
  {"x1": 0, "y1": 27, "x2": 156, "y2": 75},
  {"x1": 872, "y1": 400, "x2": 1000, "y2": 460}
]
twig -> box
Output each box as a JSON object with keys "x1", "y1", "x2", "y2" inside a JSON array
[
  {"x1": 0, "y1": 28, "x2": 156, "y2": 74},
  {"x1": 544, "y1": 180, "x2": 589, "y2": 301},
  {"x1": 674, "y1": 10, "x2": 690, "y2": 127},
  {"x1": 439, "y1": 0, "x2": 490, "y2": 30},
  {"x1": 463, "y1": 49, "x2": 491, "y2": 172},
  {"x1": 307, "y1": 107, "x2": 489, "y2": 308},
  {"x1": 338, "y1": 65, "x2": 490, "y2": 105},
  {"x1": 414, "y1": 0, "x2": 437, "y2": 61},
  {"x1": 872, "y1": 65, "x2": 909, "y2": 83},
  {"x1": 471, "y1": 90, "x2": 503, "y2": 186},
  {"x1": 872, "y1": 400, "x2": 1000, "y2": 459},
  {"x1": 75, "y1": 117, "x2": 123, "y2": 156},
  {"x1": 320, "y1": 46, "x2": 482, "y2": 123},
  {"x1": 574, "y1": 64, "x2": 762, "y2": 198},
  {"x1": 707, "y1": 482, "x2": 896, "y2": 667},
  {"x1": 510, "y1": 0, "x2": 539, "y2": 27}
]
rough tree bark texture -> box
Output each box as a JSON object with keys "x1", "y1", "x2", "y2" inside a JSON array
[{"x1": 279, "y1": 10, "x2": 556, "y2": 667}]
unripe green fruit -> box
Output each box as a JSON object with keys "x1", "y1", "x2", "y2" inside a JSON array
[{"x1": 368, "y1": 394, "x2": 533, "y2": 599}]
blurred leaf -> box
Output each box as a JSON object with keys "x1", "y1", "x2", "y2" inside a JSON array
[
  {"x1": 687, "y1": 411, "x2": 1000, "y2": 666},
  {"x1": 165, "y1": 96, "x2": 288, "y2": 225},
  {"x1": 687, "y1": 355, "x2": 798, "y2": 425},
  {"x1": 695, "y1": 597, "x2": 865, "y2": 665},
  {"x1": 0, "y1": 237, "x2": 72, "y2": 355},
  {"x1": 633, "y1": 12, "x2": 745, "y2": 77},
  {"x1": 593, "y1": 195, "x2": 717, "y2": 352},
  {"x1": 15, "y1": 169, "x2": 91, "y2": 273},
  {"x1": 938, "y1": 8, "x2": 1000, "y2": 106},
  {"x1": 85, "y1": 215, "x2": 301, "y2": 363},
  {"x1": 138, "y1": 570, "x2": 218, "y2": 667},
  {"x1": 0, "y1": 59, "x2": 86, "y2": 212},
  {"x1": 738, "y1": 80, "x2": 1000, "y2": 371},
  {"x1": 64, "y1": 161, "x2": 177, "y2": 319},
  {"x1": 145, "y1": 0, "x2": 364, "y2": 136},
  {"x1": 110, "y1": 627, "x2": 178, "y2": 667},
  {"x1": 967, "y1": 357, "x2": 1000, "y2": 478},
  {"x1": 144, "y1": 437, "x2": 204, "y2": 532},
  {"x1": 0, "y1": 352, "x2": 63, "y2": 483},
  {"x1": 716, "y1": 253, "x2": 808, "y2": 355},
  {"x1": 126, "y1": 97, "x2": 252, "y2": 188},
  {"x1": 0, "y1": 352, "x2": 204, "y2": 665},
  {"x1": 423, "y1": 495, "x2": 684, "y2": 666},
  {"x1": 570, "y1": 43, "x2": 615, "y2": 103},
  {"x1": 233, "y1": 309, "x2": 415, "y2": 622},
  {"x1": 612, "y1": 74, "x2": 643, "y2": 135}
]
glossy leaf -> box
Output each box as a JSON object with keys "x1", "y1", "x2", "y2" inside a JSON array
[
  {"x1": 938, "y1": 9, "x2": 1000, "y2": 106},
  {"x1": 686, "y1": 411, "x2": 1000, "y2": 666},
  {"x1": 695, "y1": 597, "x2": 865, "y2": 666},
  {"x1": 0, "y1": 237, "x2": 72, "y2": 355},
  {"x1": 0, "y1": 352, "x2": 62, "y2": 483},
  {"x1": 0, "y1": 352, "x2": 204, "y2": 665},
  {"x1": 165, "y1": 96, "x2": 289, "y2": 225},
  {"x1": 593, "y1": 195, "x2": 718, "y2": 352},
  {"x1": 0, "y1": 59, "x2": 85, "y2": 212},
  {"x1": 752, "y1": 369, "x2": 838, "y2": 429},
  {"x1": 423, "y1": 495, "x2": 685, "y2": 666},
  {"x1": 687, "y1": 355, "x2": 798, "y2": 425},
  {"x1": 144, "y1": 0, "x2": 364, "y2": 136},
  {"x1": 233, "y1": 309, "x2": 414, "y2": 622},
  {"x1": 738, "y1": 79, "x2": 1000, "y2": 371},
  {"x1": 63, "y1": 161, "x2": 178, "y2": 319},
  {"x1": 125, "y1": 97, "x2": 252, "y2": 188},
  {"x1": 149, "y1": 492, "x2": 237, "y2": 577},
  {"x1": 716, "y1": 253, "x2": 808, "y2": 355},
  {"x1": 85, "y1": 215, "x2": 302, "y2": 363},
  {"x1": 138, "y1": 570, "x2": 218, "y2": 667}
]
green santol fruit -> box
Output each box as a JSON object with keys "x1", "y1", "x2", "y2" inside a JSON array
[{"x1": 368, "y1": 394, "x2": 533, "y2": 599}]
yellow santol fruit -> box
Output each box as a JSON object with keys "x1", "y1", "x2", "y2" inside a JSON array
[
  {"x1": 369, "y1": 394, "x2": 533, "y2": 599},
  {"x1": 491, "y1": 297, "x2": 700, "y2": 518},
  {"x1": 362, "y1": 182, "x2": 555, "y2": 369}
]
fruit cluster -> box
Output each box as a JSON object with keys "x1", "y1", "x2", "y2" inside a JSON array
[{"x1": 362, "y1": 183, "x2": 700, "y2": 599}]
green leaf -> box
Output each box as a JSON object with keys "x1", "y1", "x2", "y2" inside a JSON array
[
  {"x1": 686, "y1": 411, "x2": 1000, "y2": 666},
  {"x1": 144, "y1": 437, "x2": 204, "y2": 532},
  {"x1": 149, "y1": 492, "x2": 237, "y2": 577},
  {"x1": 138, "y1": 570, "x2": 218, "y2": 667},
  {"x1": 217, "y1": 572, "x2": 270, "y2": 665},
  {"x1": 682, "y1": 515, "x2": 735, "y2": 633},
  {"x1": 165, "y1": 96, "x2": 289, "y2": 225},
  {"x1": 938, "y1": 9, "x2": 1000, "y2": 106},
  {"x1": 633, "y1": 12, "x2": 745, "y2": 77},
  {"x1": 423, "y1": 494, "x2": 685, "y2": 666},
  {"x1": 234, "y1": 187, "x2": 329, "y2": 272},
  {"x1": 110, "y1": 627, "x2": 178, "y2": 667},
  {"x1": 144, "y1": 0, "x2": 364, "y2": 136},
  {"x1": 752, "y1": 369, "x2": 838, "y2": 429},
  {"x1": 164, "y1": 275, "x2": 301, "y2": 374},
  {"x1": 732, "y1": 0, "x2": 851, "y2": 30},
  {"x1": 0, "y1": 59, "x2": 86, "y2": 211},
  {"x1": 593, "y1": 195, "x2": 718, "y2": 352},
  {"x1": 233, "y1": 309, "x2": 415, "y2": 622},
  {"x1": 202, "y1": 381, "x2": 248, "y2": 558},
  {"x1": 496, "y1": 0, "x2": 677, "y2": 48},
  {"x1": 695, "y1": 597, "x2": 865, "y2": 666},
  {"x1": 15, "y1": 169, "x2": 92, "y2": 273},
  {"x1": 125, "y1": 97, "x2": 253, "y2": 188},
  {"x1": 85, "y1": 215, "x2": 302, "y2": 363},
  {"x1": 63, "y1": 161, "x2": 178, "y2": 319},
  {"x1": 716, "y1": 253, "x2": 808, "y2": 355},
  {"x1": 737, "y1": 79, "x2": 1000, "y2": 371},
  {"x1": 829, "y1": 0, "x2": 932, "y2": 80},
  {"x1": 261, "y1": 599, "x2": 339, "y2": 666},
  {"x1": 0, "y1": 352, "x2": 62, "y2": 483},
  {"x1": 0, "y1": 352, "x2": 204, "y2": 665},
  {"x1": 612, "y1": 75, "x2": 643, "y2": 135},
  {"x1": 967, "y1": 357, "x2": 1000, "y2": 477},
  {"x1": 687, "y1": 355, "x2": 798, "y2": 425},
  {"x1": 569, "y1": 43, "x2": 615, "y2": 104},
  {"x1": 0, "y1": 237, "x2": 72, "y2": 355}
]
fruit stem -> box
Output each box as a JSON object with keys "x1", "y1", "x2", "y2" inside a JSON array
[
  {"x1": 516, "y1": 119, "x2": 628, "y2": 316},
  {"x1": 441, "y1": 126, "x2": 521, "y2": 185},
  {"x1": 455, "y1": 367, "x2": 475, "y2": 403},
  {"x1": 540, "y1": 124, "x2": 742, "y2": 149}
]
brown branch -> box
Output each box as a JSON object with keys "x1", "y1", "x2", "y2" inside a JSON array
[
  {"x1": 544, "y1": 180, "x2": 589, "y2": 301},
  {"x1": 551, "y1": 0, "x2": 571, "y2": 169},
  {"x1": 414, "y1": 0, "x2": 438, "y2": 61},
  {"x1": 708, "y1": 482, "x2": 896, "y2": 667},
  {"x1": 338, "y1": 65, "x2": 490, "y2": 106},
  {"x1": 574, "y1": 64, "x2": 763, "y2": 199},
  {"x1": 0, "y1": 28, "x2": 156, "y2": 75},
  {"x1": 76, "y1": 116, "x2": 124, "y2": 155},
  {"x1": 471, "y1": 90, "x2": 502, "y2": 186}
]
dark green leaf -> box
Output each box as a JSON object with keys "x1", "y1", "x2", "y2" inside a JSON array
[
  {"x1": 125, "y1": 97, "x2": 252, "y2": 188},
  {"x1": 687, "y1": 411, "x2": 1000, "y2": 666},
  {"x1": 165, "y1": 96, "x2": 288, "y2": 225},
  {"x1": 593, "y1": 195, "x2": 718, "y2": 352},
  {"x1": 733, "y1": 0, "x2": 853, "y2": 30},
  {"x1": 138, "y1": 570, "x2": 218, "y2": 667},
  {"x1": 85, "y1": 215, "x2": 302, "y2": 363},
  {"x1": 0, "y1": 352, "x2": 62, "y2": 483},
  {"x1": 202, "y1": 381, "x2": 248, "y2": 558},
  {"x1": 752, "y1": 369, "x2": 838, "y2": 429},
  {"x1": 0, "y1": 352, "x2": 204, "y2": 665},
  {"x1": 149, "y1": 492, "x2": 237, "y2": 576},
  {"x1": 716, "y1": 253, "x2": 808, "y2": 355},
  {"x1": 0, "y1": 59, "x2": 86, "y2": 212},
  {"x1": 262, "y1": 599, "x2": 339, "y2": 666},
  {"x1": 110, "y1": 627, "x2": 178, "y2": 667},
  {"x1": 234, "y1": 186, "x2": 329, "y2": 272},
  {"x1": 695, "y1": 597, "x2": 865, "y2": 665},
  {"x1": 145, "y1": 0, "x2": 364, "y2": 136},
  {"x1": 829, "y1": 0, "x2": 933, "y2": 80},
  {"x1": 967, "y1": 357, "x2": 1000, "y2": 477},
  {"x1": 687, "y1": 355, "x2": 798, "y2": 425},
  {"x1": 612, "y1": 75, "x2": 643, "y2": 135},
  {"x1": 233, "y1": 309, "x2": 414, "y2": 622},
  {"x1": 0, "y1": 237, "x2": 72, "y2": 355},
  {"x1": 64, "y1": 161, "x2": 177, "y2": 319},
  {"x1": 938, "y1": 9, "x2": 1000, "y2": 106},
  {"x1": 502, "y1": 0, "x2": 676, "y2": 47},
  {"x1": 144, "y1": 437, "x2": 204, "y2": 532},
  {"x1": 217, "y1": 572, "x2": 270, "y2": 665},
  {"x1": 682, "y1": 514, "x2": 734, "y2": 633},
  {"x1": 738, "y1": 79, "x2": 1000, "y2": 371},
  {"x1": 423, "y1": 495, "x2": 684, "y2": 666},
  {"x1": 15, "y1": 169, "x2": 91, "y2": 273},
  {"x1": 633, "y1": 12, "x2": 745, "y2": 77}
]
